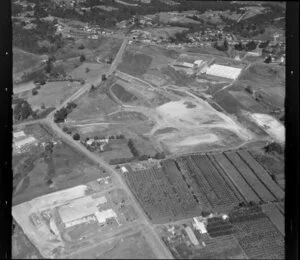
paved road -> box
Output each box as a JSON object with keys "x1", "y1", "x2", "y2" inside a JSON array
[{"x1": 44, "y1": 118, "x2": 173, "y2": 259}]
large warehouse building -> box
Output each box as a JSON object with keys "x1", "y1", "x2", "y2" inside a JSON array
[{"x1": 205, "y1": 64, "x2": 242, "y2": 80}]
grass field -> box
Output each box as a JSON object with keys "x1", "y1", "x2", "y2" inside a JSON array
[
  {"x1": 13, "y1": 48, "x2": 46, "y2": 74},
  {"x1": 71, "y1": 230, "x2": 157, "y2": 259},
  {"x1": 13, "y1": 123, "x2": 107, "y2": 206},
  {"x1": 118, "y1": 51, "x2": 153, "y2": 76},
  {"x1": 111, "y1": 83, "x2": 138, "y2": 103},
  {"x1": 55, "y1": 37, "x2": 122, "y2": 62},
  {"x1": 237, "y1": 63, "x2": 285, "y2": 110},
  {"x1": 17, "y1": 81, "x2": 82, "y2": 111},
  {"x1": 67, "y1": 62, "x2": 109, "y2": 83},
  {"x1": 68, "y1": 92, "x2": 119, "y2": 122}
]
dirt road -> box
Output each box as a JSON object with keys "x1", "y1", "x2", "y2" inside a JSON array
[{"x1": 13, "y1": 81, "x2": 36, "y2": 94}]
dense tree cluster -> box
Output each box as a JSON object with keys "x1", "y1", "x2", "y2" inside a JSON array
[
  {"x1": 13, "y1": 18, "x2": 64, "y2": 54},
  {"x1": 54, "y1": 102, "x2": 77, "y2": 123},
  {"x1": 13, "y1": 99, "x2": 35, "y2": 121},
  {"x1": 73, "y1": 133, "x2": 81, "y2": 140},
  {"x1": 234, "y1": 41, "x2": 258, "y2": 51},
  {"x1": 169, "y1": 31, "x2": 191, "y2": 44}
]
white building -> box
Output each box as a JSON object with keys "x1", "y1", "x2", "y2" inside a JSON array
[
  {"x1": 194, "y1": 60, "x2": 204, "y2": 67},
  {"x1": 13, "y1": 131, "x2": 26, "y2": 139},
  {"x1": 193, "y1": 217, "x2": 207, "y2": 234},
  {"x1": 121, "y1": 166, "x2": 129, "y2": 173},
  {"x1": 94, "y1": 209, "x2": 117, "y2": 224},
  {"x1": 14, "y1": 136, "x2": 37, "y2": 149},
  {"x1": 86, "y1": 139, "x2": 94, "y2": 146},
  {"x1": 205, "y1": 64, "x2": 242, "y2": 80}
]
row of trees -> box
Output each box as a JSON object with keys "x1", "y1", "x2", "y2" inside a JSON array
[{"x1": 234, "y1": 40, "x2": 258, "y2": 51}]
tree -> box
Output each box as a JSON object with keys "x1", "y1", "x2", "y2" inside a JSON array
[
  {"x1": 73, "y1": 133, "x2": 80, "y2": 141},
  {"x1": 234, "y1": 41, "x2": 244, "y2": 51},
  {"x1": 245, "y1": 41, "x2": 257, "y2": 51},
  {"x1": 259, "y1": 40, "x2": 270, "y2": 49},
  {"x1": 80, "y1": 54, "x2": 86, "y2": 62},
  {"x1": 32, "y1": 88, "x2": 38, "y2": 95},
  {"x1": 102, "y1": 74, "x2": 107, "y2": 81},
  {"x1": 264, "y1": 56, "x2": 272, "y2": 64}
]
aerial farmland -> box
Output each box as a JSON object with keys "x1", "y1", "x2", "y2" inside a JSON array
[{"x1": 12, "y1": 0, "x2": 287, "y2": 259}]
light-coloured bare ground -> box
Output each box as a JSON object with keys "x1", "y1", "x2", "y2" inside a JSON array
[{"x1": 250, "y1": 113, "x2": 285, "y2": 144}]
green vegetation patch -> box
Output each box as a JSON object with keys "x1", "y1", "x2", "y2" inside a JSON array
[
  {"x1": 111, "y1": 84, "x2": 138, "y2": 103},
  {"x1": 118, "y1": 52, "x2": 152, "y2": 76}
]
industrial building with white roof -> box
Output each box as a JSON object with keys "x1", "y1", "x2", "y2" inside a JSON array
[{"x1": 205, "y1": 64, "x2": 242, "y2": 80}]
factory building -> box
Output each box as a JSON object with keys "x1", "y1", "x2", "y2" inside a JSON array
[
  {"x1": 205, "y1": 64, "x2": 242, "y2": 80},
  {"x1": 59, "y1": 196, "x2": 108, "y2": 227}
]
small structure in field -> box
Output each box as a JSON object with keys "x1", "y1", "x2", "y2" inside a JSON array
[{"x1": 121, "y1": 166, "x2": 129, "y2": 173}]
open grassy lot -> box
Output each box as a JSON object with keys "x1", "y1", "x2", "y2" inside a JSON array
[
  {"x1": 237, "y1": 63, "x2": 285, "y2": 110},
  {"x1": 13, "y1": 48, "x2": 46, "y2": 74},
  {"x1": 145, "y1": 27, "x2": 189, "y2": 40},
  {"x1": 55, "y1": 37, "x2": 122, "y2": 62},
  {"x1": 13, "y1": 123, "x2": 107, "y2": 206},
  {"x1": 17, "y1": 81, "x2": 82, "y2": 111},
  {"x1": 160, "y1": 66, "x2": 195, "y2": 86},
  {"x1": 118, "y1": 51, "x2": 152, "y2": 76},
  {"x1": 111, "y1": 83, "x2": 138, "y2": 103},
  {"x1": 212, "y1": 88, "x2": 271, "y2": 138},
  {"x1": 71, "y1": 229, "x2": 157, "y2": 259},
  {"x1": 67, "y1": 62, "x2": 109, "y2": 83},
  {"x1": 68, "y1": 92, "x2": 119, "y2": 122}
]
